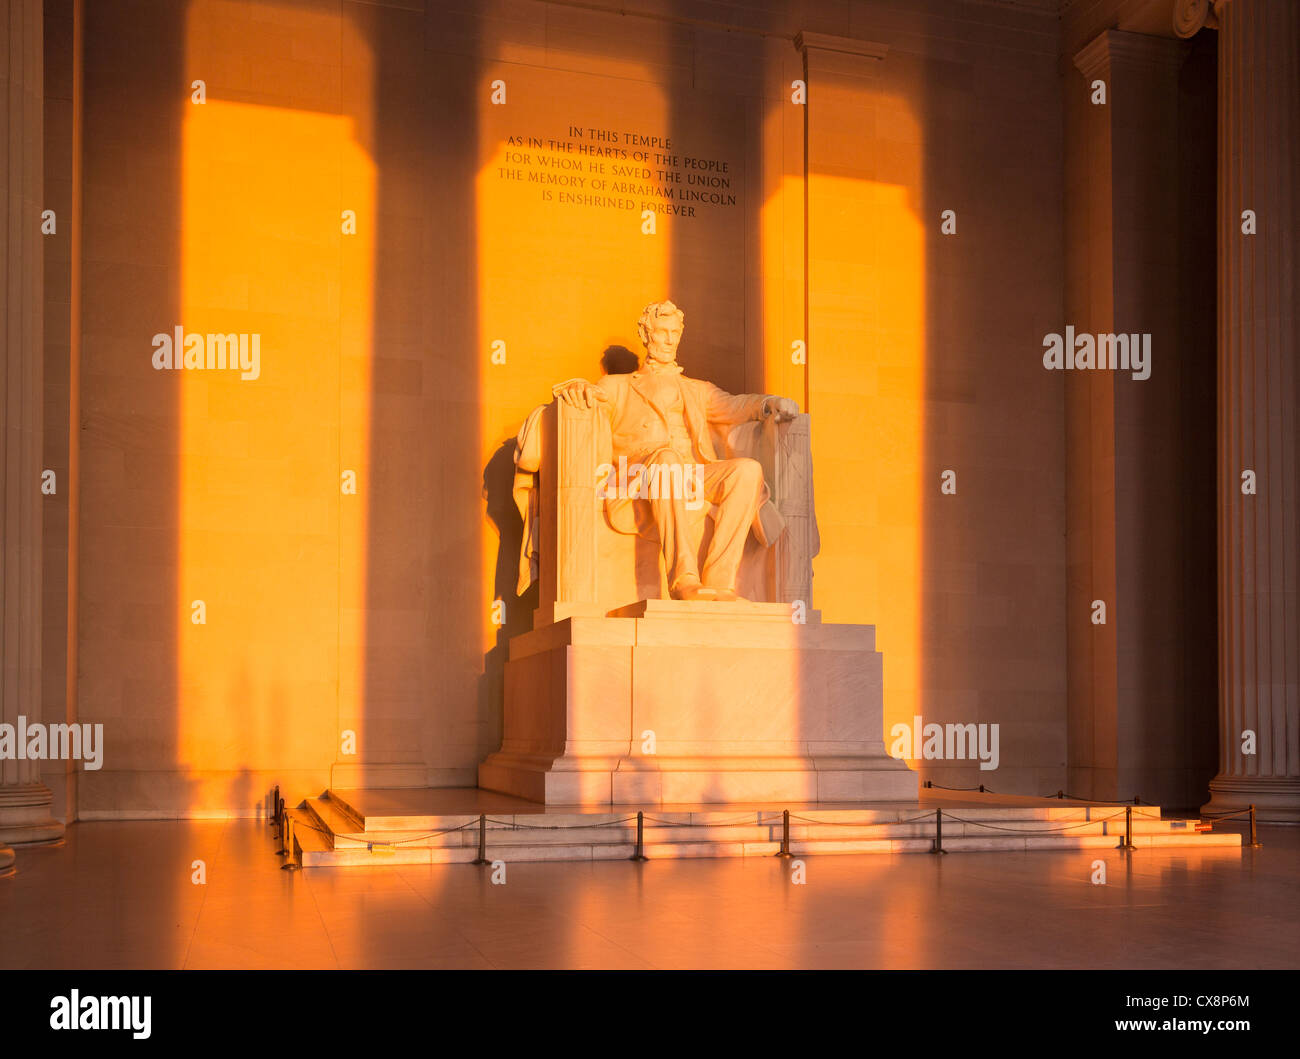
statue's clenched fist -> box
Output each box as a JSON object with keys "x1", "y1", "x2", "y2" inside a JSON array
[{"x1": 762, "y1": 396, "x2": 800, "y2": 423}]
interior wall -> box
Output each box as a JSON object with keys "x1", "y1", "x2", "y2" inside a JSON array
[{"x1": 43, "y1": 0, "x2": 1079, "y2": 816}]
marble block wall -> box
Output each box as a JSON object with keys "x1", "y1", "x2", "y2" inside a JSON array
[{"x1": 33, "y1": 0, "x2": 1218, "y2": 816}]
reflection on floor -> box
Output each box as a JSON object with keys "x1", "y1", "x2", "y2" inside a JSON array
[{"x1": 1, "y1": 819, "x2": 1294, "y2": 969}]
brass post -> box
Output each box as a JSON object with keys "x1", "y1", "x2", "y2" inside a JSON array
[
  {"x1": 930, "y1": 808, "x2": 947, "y2": 854},
  {"x1": 630, "y1": 811, "x2": 649, "y2": 861},
  {"x1": 280, "y1": 814, "x2": 298, "y2": 870},
  {"x1": 275, "y1": 797, "x2": 288, "y2": 856},
  {"x1": 472, "y1": 814, "x2": 489, "y2": 865},
  {"x1": 774, "y1": 809, "x2": 793, "y2": 858},
  {"x1": 1119, "y1": 805, "x2": 1136, "y2": 850}
]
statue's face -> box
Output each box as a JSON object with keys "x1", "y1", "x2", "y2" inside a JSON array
[{"x1": 645, "y1": 315, "x2": 683, "y2": 363}]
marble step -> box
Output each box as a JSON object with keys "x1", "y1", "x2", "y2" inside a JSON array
[
  {"x1": 296, "y1": 830, "x2": 1241, "y2": 867},
  {"x1": 293, "y1": 803, "x2": 1210, "y2": 850},
  {"x1": 284, "y1": 808, "x2": 330, "y2": 857},
  {"x1": 324, "y1": 789, "x2": 1172, "y2": 833},
  {"x1": 302, "y1": 796, "x2": 371, "y2": 849},
  {"x1": 303, "y1": 817, "x2": 1212, "y2": 852},
  {"x1": 285, "y1": 811, "x2": 1240, "y2": 867}
]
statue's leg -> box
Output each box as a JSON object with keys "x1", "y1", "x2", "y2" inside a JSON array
[
  {"x1": 643, "y1": 449, "x2": 703, "y2": 597},
  {"x1": 699, "y1": 457, "x2": 764, "y2": 593}
]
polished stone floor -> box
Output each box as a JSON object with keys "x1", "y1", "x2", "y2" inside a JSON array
[{"x1": 1, "y1": 819, "x2": 1295, "y2": 969}]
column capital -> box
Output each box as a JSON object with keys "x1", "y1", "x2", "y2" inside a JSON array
[
  {"x1": 1074, "y1": 28, "x2": 1189, "y2": 80},
  {"x1": 793, "y1": 31, "x2": 888, "y2": 62}
]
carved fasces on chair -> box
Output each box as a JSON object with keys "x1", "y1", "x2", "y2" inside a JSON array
[
  {"x1": 720, "y1": 414, "x2": 820, "y2": 605},
  {"x1": 538, "y1": 399, "x2": 599, "y2": 619},
  {"x1": 523, "y1": 399, "x2": 819, "y2": 623},
  {"x1": 774, "y1": 415, "x2": 820, "y2": 605}
]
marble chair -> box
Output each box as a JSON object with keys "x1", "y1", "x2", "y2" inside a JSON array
[{"x1": 513, "y1": 397, "x2": 821, "y2": 625}]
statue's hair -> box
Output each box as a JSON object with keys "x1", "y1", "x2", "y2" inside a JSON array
[{"x1": 636, "y1": 300, "x2": 685, "y2": 349}]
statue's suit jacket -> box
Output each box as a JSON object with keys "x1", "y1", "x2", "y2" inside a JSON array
[
  {"x1": 586, "y1": 367, "x2": 772, "y2": 538},
  {"x1": 591, "y1": 368, "x2": 770, "y2": 465}
]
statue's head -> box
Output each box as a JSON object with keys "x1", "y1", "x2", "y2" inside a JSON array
[{"x1": 637, "y1": 300, "x2": 685, "y2": 364}]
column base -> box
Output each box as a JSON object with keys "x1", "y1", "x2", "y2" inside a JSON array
[
  {"x1": 0, "y1": 783, "x2": 67, "y2": 845},
  {"x1": 1202, "y1": 775, "x2": 1300, "y2": 824}
]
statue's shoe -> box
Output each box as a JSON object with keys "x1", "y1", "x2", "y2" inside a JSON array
[
  {"x1": 706, "y1": 588, "x2": 746, "y2": 602},
  {"x1": 671, "y1": 581, "x2": 709, "y2": 601}
]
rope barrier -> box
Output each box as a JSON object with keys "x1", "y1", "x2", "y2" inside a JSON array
[
  {"x1": 789, "y1": 810, "x2": 941, "y2": 827},
  {"x1": 281, "y1": 812, "x2": 481, "y2": 848},
  {"x1": 484, "y1": 815, "x2": 639, "y2": 831},
  {"x1": 936, "y1": 809, "x2": 1129, "y2": 834},
  {"x1": 643, "y1": 813, "x2": 773, "y2": 828},
  {"x1": 1197, "y1": 804, "x2": 1261, "y2": 847},
  {"x1": 922, "y1": 780, "x2": 1145, "y2": 805}
]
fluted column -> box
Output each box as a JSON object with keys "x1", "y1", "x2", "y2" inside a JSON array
[
  {"x1": 1197, "y1": 0, "x2": 1300, "y2": 821},
  {"x1": 1, "y1": 0, "x2": 61, "y2": 852}
]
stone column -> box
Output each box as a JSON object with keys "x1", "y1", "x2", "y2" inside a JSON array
[
  {"x1": 1067, "y1": 30, "x2": 1216, "y2": 808},
  {"x1": 1, "y1": 0, "x2": 61, "y2": 852},
  {"x1": 1180, "y1": 0, "x2": 1300, "y2": 821}
]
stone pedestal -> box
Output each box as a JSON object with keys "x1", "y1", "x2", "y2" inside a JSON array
[{"x1": 478, "y1": 601, "x2": 917, "y2": 805}]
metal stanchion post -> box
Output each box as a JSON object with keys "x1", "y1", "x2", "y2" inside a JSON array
[
  {"x1": 630, "y1": 811, "x2": 649, "y2": 861},
  {"x1": 930, "y1": 808, "x2": 947, "y2": 855},
  {"x1": 1119, "y1": 804, "x2": 1135, "y2": 850},
  {"x1": 774, "y1": 809, "x2": 793, "y2": 858},
  {"x1": 472, "y1": 814, "x2": 489, "y2": 865},
  {"x1": 275, "y1": 797, "x2": 289, "y2": 856},
  {"x1": 1249, "y1": 804, "x2": 1262, "y2": 848},
  {"x1": 271, "y1": 785, "x2": 280, "y2": 834},
  {"x1": 280, "y1": 814, "x2": 298, "y2": 871}
]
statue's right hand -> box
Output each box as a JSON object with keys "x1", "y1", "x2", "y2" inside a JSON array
[{"x1": 553, "y1": 380, "x2": 610, "y2": 411}]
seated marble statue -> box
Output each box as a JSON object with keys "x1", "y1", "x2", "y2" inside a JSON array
[{"x1": 551, "y1": 300, "x2": 799, "y2": 601}]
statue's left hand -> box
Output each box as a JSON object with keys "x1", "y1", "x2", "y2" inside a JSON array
[{"x1": 762, "y1": 396, "x2": 800, "y2": 423}]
